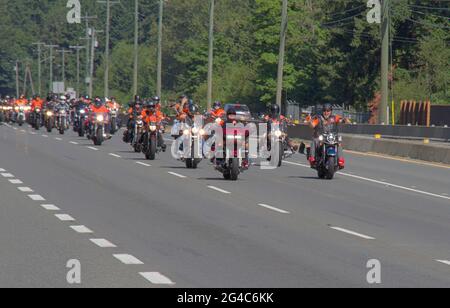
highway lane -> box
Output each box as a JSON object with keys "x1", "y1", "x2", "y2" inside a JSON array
[{"x1": 0, "y1": 124, "x2": 450, "y2": 287}]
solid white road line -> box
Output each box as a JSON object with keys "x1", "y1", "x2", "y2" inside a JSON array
[
  {"x1": 1, "y1": 173, "x2": 14, "y2": 178},
  {"x1": 208, "y1": 186, "x2": 231, "y2": 194},
  {"x1": 55, "y1": 214, "x2": 75, "y2": 222},
  {"x1": 113, "y1": 254, "x2": 144, "y2": 265},
  {"x1": 87, "y1": 146, "x2": 99, "y2": 151},
  {"x1": 18, "y1": 187, "x2": 33, "y2": 193},
  {"x1": 168, "y1": 172, "x2": 187, "y2": 179},
  {"x1": 70, "y1": 225, "x2": 93, "y2": 234},
  {"x1": 136, "y1": 162, "x2": 151, "y2": 167},
  {"x1": 140, "y1": 272, "x2": 175, "y2": 285},
  {"x1": 40, "y1": 204, "x2": 60, "y2": 211},
  {"x1": 90, "y1": 239, "x2": 117, "y2": 248},
  {"x1": 258, "y1": 203, "x2": 290, "y2": 214},
  {"x1": 330, "y1": 226, "x2": 375, "y2": 240},
  {"x1": 284, "y1": 161, "x2": 450, "y2": 201},
  {"x1": 436, "y1": 260, "x2": 450, "y2": 266},
  {"x1": 69, "y1": 141, "x2": 79, "y2": 145},
  {"x1": 28, "y1": 195, "x2": 45, "y2": 201},
  {"x1": 108, "y1": 153, "x2": 121, "y2": 158},
  {"x1": 9, "y1": 179, "x2": 23, "y2": 184}
]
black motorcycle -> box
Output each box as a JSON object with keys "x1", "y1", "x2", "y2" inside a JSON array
[{"x1": 311, "y1": 131, "x2": 342, "y2": 180}]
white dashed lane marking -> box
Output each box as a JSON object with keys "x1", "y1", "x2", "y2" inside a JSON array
[
  {"x1": 140, "y1": 272, "x2": 175, "y2": 285},
  {"x1": 69, "y1": 141, "x2": 79, "y2": 145},
  {"x1": 136, "y1": 162, "x2": 151, "y2": 167},
  {"x1": 330, "y1": 226, "x2": 375, "y2": 240},
  {"x1": 258, "y1": 203, "x2": 290, "y2": 214},
  {"x1": 87, "y1": 146, "x2": 99, "y2": 151},
  {"x1": 54, "y1": 137, "x2": 62, "y2": 141},
  {"x1": 113, "y1": 254, "x2": 144, "y2": 265},
  {"x1": 70, "y1": 225, "x2": 93, "y2": 234},
  {"x1": 90, "y1": 239, "x2": 117, "y2": 248},
  {"x1": 9, "y1": 179, "x2": 23, "y2": 184},
  {"x1": 1, "y1": 173, "x2": 15, "y2": 178},
  {"x1": 436, "y1": 260, "x2": 450, "y2": 266},
  {"x1": 207, "y1": 186, "x2": 231, "y2": 194},
  {"x1": 55, "y1": 214, "x2": 75, "y2": 222},
  {"x1": 40, "y1": 204, "x2": 60, "y2": 211},
  {"x1": 28, "y1": 195, "x2": 45, "y2": 201},
  {"x1": 168, "y1": 172, "x2": 187, "y2": 179},
  {"x1": 42, "y1": 135, "x2": 48, "y2": 138},
  {"x1": 108, "y1": 153, "x2": 121, "y2": 158},
  {"x1": 0, "y1": 168, "x2": 6, "y2": 172},
  {"x1": 18, "y1": 187, "x2": 33, "y2": 193}
]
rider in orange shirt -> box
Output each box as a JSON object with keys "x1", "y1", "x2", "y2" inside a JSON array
[
  {"x1": 15, "y1": 95, "x2": 28, "y2": 106},
  {"x1": 31, "y1": 95, "x2": 44, "y2": 111},
  {"x1": 141, "y1": 101, "x2": 166, "y2": 151}
]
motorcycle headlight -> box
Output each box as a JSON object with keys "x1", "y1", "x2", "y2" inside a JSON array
[
  {"x1": 60, "y1": 110, "x2": 66, "y2": 114},
  {"x1": 136, "y1": 120, "x2": 143, "y2": 126},
  {"x1": 192, "y1": 127, "x2": 199, "y2": 134},
  {"x1": 183, "y1": 129, "x2": 190, "y2": 136},
  {"x1": 19, "y1": 107, "x2": 24, "y2": 111},
  {"x1": 36, "y1": 108, "x2": 41, "y2": 113},
  {"x1": 274, "y1": 130, "x2": 282, "y2": 138},
  {"x1": 80, "y1": 110, "x2": 85, "y2": 114},
  {"x1": 96, "y1": 115, "x2": 104, "y2": 122},
  {"x1": 199, "y1": 129, "x2": 206, "y2": 136},
  {"x1": 46, "y1": 111, "x2": 53, "y2": 116},
  {"x1": 215, "y1": 118, "x2": 222, "y2": 124},
  {"x1": 149, "y1": 125, "x2": 157, "y2": 132},
  {"x1": 319, "y1": 135, "x2": 324, "y2": 142},
  {"x1": 327, "y1": 134, "x2": 336, "y2": 144}
]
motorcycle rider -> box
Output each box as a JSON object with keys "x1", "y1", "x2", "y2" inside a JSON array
[
  {"x1": 308, "y1": 103, "x2": 349, "y2": 168},
  {"x1": 141, "y1": 100, "x2": 166, "y2": 151},
  {"x1": 265, "y1": 104, "x2": 298, "y2": 152},
  {"x1": 89, "y1": 97, "x2": 111, "y2": 134},
  {"x1": 31, "y1": 94, "x2": 44, "y2": 126},
  {"x1": 206, "y1": 101, "x2": 226, "y2": 123}
]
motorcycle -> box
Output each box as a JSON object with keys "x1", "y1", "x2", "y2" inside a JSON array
[
  {"x1": 179, "y1": 122, "x2": 204, "y2": 169},
  {"x1": 132, "y1": 116, "x2": 145, "y2": 153},
  {"x1": 74, "y1": 107, "x2": 88, "y2": 137},
  {"x1": 109, "y1": 107, "x2": 119, "y2": 135},
  {"x1": 44, "y1": 108, "x2": 55, "y2": 133},
  {"x1": 55, "y1": 107, "x2": 68, "y2": 135},
  {"x1": 88, "y1": 113, "x2": 109, "y2": 146},
  {"x1": 142, "y1": 118, "x2": 163, "y2": 160},
  {"x1": 14, "y1": 106, "x2": 26, "y2": 126},
  {"x1": 311, "y1": 131, "x2": 343, "y2": 180},
  {"x1": 213, "y1": 124, "x2": 249, "y2": 181},
  {"x1": 32, "y1": 108, "x2": 43, "y2": 130}
]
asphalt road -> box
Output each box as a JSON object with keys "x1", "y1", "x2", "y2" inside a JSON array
[{"x1": 0, "y1": 122, "x2": 449, "y2": 287}]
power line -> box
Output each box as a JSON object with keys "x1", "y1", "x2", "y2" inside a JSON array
[
  {"x1": 408, "y1": 4, "x2": 450, "y2": 11},
  {"x1": 405, "y1": 17, "x2": 450, "y2": 29},
  {"x1": 322, "y1": 11, "x2": 365, "y2": 26},
  {"x1": 410, "y1": 9, "x2": 450, "y2": 20}
]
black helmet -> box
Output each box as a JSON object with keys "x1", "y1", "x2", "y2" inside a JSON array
[
  {"x1": 322, "y1": 103, "x2": 333, "y2": 112},
  {"x1": 145, "y1": 101, "x2": 156, "y2": 110},
  {"x1": 188, "y1": 103, "x2": 198, "y2": 115},
  {"x1": 134, "y1": 95, "x2": 141, "y2": 103},
  {"x1": 213, "y1": 101, "x2": 222, "y2": 110},
  {"x1": 270, "y1": 104, "x2": 280, "y2": 117},
  {"x1": 94, "y1": 97, "x2": 102, "y2": 107},
  {"x1": 226, "y1": 107, "x2": 237, "y2": 121}
]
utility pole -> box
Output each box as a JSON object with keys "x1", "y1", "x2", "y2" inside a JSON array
[
  {"x1": 380, "y1": 0, "x2": 390, "y2": 124},
  {"x1": 133, "y1": 0, "x2": 139, "y2": 97},
  {"x1": 32, "y1": 42, "x2": 45, "y2": 95},
  {"x1": 157, "y1": 0, "x2": 164, "y2": 99},
  {"x1": 98, "y1": 0, "x2": 120, "y2": 98},
  {"x1": 88, "y1": 29, "x2": 104, "y2": 98},
  {"x1": 15, "y1": 60, "x2": 20, "y2": 97},
  {"x1": 57, "y1": 48, "x2": 73, "y2": 90},
  {"x1": 207, "y1": 0, "x2": 215, "y2": 111},
  {"x1": 70, "y1": 46, "x2": 85, "y2": 96},
  {"x1": 276, "y1": 0, "x2": 288, "y2": 111},
  {"x1": 80, "y1": 14, "x2": 97, "y2": 95},
  {"x1": 45, "y1": 44, "x2": 59, "y2": 93}
]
